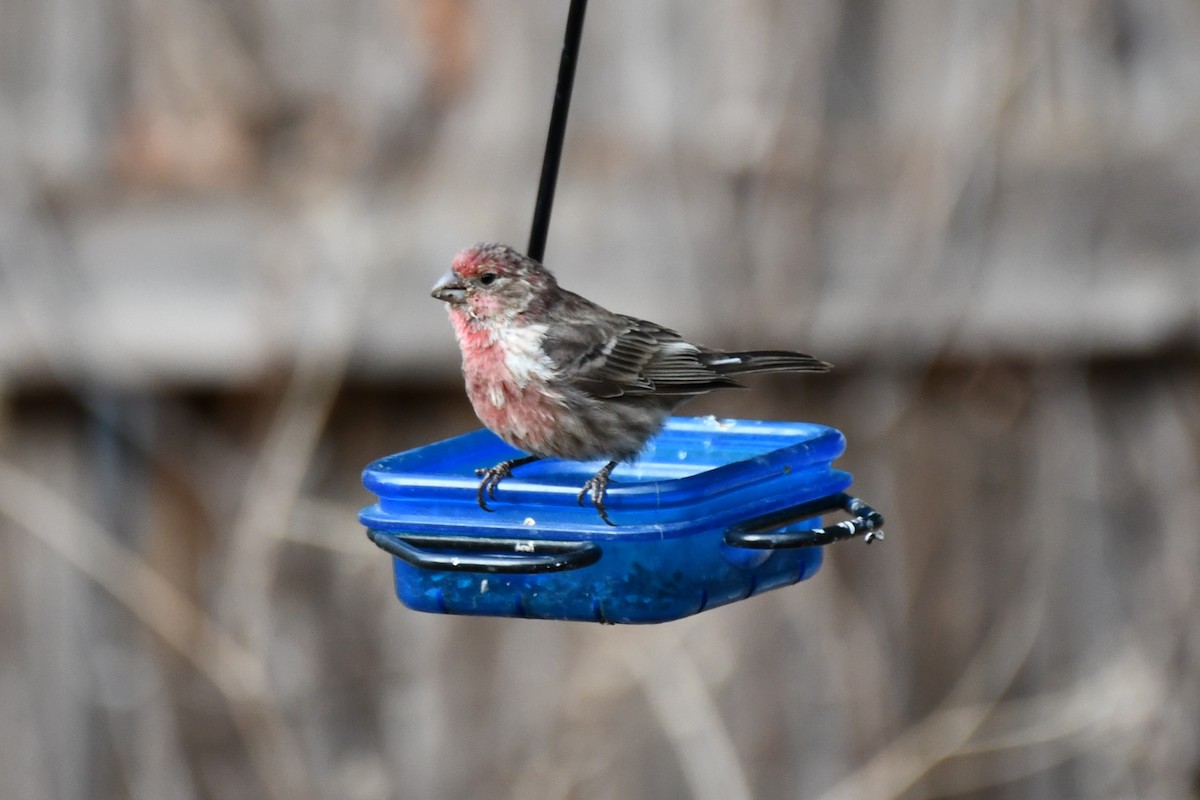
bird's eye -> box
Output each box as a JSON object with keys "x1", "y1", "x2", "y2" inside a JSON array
[{"x1": 480, "y1": 273, "x2": 498, "y2": 286}]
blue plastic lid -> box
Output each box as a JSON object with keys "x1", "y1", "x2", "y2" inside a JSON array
[{"x1": 361, "y1": 416, "x2": 851, "y2": 538}]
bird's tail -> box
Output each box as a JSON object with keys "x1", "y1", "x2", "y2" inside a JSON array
[{"x1": 702, "y1": 350, "x2": 832, "y2": 376}]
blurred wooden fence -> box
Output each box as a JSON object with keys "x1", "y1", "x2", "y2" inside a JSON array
[{"x1": 1, "y1": 2, "x2": 1198, "y2": 799}]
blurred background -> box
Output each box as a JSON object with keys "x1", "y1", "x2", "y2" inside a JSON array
[{"x1": 2, "y1": 1, "x2": 1199, "y2": 798}]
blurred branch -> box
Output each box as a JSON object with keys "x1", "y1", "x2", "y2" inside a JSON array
[
  {"x1": 871, "y1": 640, "x2": 1158, "y2": 800},
  {"x1": 0, "y1": 458, "x2": 317, "y2": 800},
  {"x1": 623, "y1": 628, "x2": 754, "y2": 800},
  {"x1": 213, "y1": 193, "x2": 370, "y2": 650}
]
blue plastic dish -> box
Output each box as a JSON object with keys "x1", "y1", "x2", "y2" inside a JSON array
[{"x1": 360, "y1": 416, "x2": 880, "y2": 624}]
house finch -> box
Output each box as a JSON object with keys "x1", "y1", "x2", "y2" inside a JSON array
[{"x1": 432, "y1": 243, "x2": 831, "y2": 525}]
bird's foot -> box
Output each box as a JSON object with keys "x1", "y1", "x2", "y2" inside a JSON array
[
  {"x1": 475, "y1": 455, "x2": 541, "y2": 511},
  {"x1": 577, "y1": 460, "x2": 619, "y2": 526}
]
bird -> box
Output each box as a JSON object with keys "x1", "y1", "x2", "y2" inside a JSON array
[{"x1": 431, "y1": 243, "x2": 831, "y2": 525}]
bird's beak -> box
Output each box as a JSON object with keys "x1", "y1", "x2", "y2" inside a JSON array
[{"x1": 431, "y1": 271, "x2": 467, "y2": 303}]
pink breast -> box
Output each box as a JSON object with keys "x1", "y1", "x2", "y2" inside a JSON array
[{"x1": 451, "y1": 310, "x2": 560, "y2": 454}]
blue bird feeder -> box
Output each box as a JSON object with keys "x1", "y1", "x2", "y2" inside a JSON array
[
  {"x1": 361, "y1": 417, "x2": 882, "y2": 624},
  {"x1": 361, "y1": 3, "x2": 885, "y2": 622}
]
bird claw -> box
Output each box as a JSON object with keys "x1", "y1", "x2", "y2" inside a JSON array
[
  {"x1": 474, "y1": 466, "x2": 507, "y2": 511},
  {"x1": 577, "y1": 461, "x2": 619, "y2": 526},
  {"x1": 474, "y1": 455, "x2": 540, "y2": 511}
]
